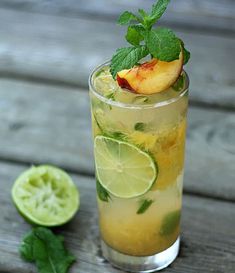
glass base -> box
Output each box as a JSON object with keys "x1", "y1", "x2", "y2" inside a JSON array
[{"x1": 101, "y1": 237, "x2": 180, "y2": 272}]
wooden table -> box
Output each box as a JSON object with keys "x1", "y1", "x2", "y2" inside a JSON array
[{"x1": 0, "y1": 1, "x2": 234, "y2": 272}]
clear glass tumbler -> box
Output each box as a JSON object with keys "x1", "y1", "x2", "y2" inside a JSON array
[{"x1": 89, "y1": 62, "x2": 189, "y2": 272}]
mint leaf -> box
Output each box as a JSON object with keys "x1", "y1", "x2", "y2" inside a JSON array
[
  {"x1": 105, "y1": 92, "x2": 116, "y2": 101},
  {"x1": 131, "y1": 24, "x2": 146, "y2": 37},
  {"x1": 180, "y1": 40, "x2": 191, "y2": 65},
  {"x1": 20, "y1": 231, "x2": 35, "y2": 262},
  {"x1": 118, "y1": 11, "x2": 140, "y2": 25},
  {"x1": 145, "y1": 28, "x2": 181, "y2": 61},
  {"x1": 96, "y1": 178, "x2": 110, "y2": 202},
  {"x1": 126, "y1": 26, "x2": 144, "y2": 46},
  {"x1": 108, "y1": 131, "x2": 126, "y2": 141},
  {"x1": 160, "y1": 210, "x2": 181, "y2": 236},
  {"x1": 150, "y1": 0, "x2": 170, "y2": 24},
  {"x1": 134, "y1": 122, "x2": 146, "y2": 131},
  {"x1": 138, "y1": 9, "x2": 149, "y2": 19},
  {"x1": 183, "y1": 46, "x2": 190, "y2": 65},
  {"x1": 20, "y1": 227, "x2": 76, "y2": 273},
  {"x1": 137, "y1": 199, "x2": 154, "y2": 214},
  {"x1": 110, "y1": 46, "x2": 148, "y2": 78},
  {"x1": 172, "y1": 74, "x2": 185, "y2": 92}
]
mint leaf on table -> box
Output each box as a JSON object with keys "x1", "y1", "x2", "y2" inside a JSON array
[
  {"x1": 96, "y1": 178, "x2": 110, "y2": 202},
  {"x1": 137, "y1": 199, "x2": 154, "y2": 214},
  {"x1": 20, "y1": 227, "x2": 76, "y2": 273},
  {"x1": 110, "y1": 46, "x2": 148, "y2": 78},
  {"x1": 118, "y1": 11, "x2": 141, "y2": 25},
  {"x1": 145, "y1": 28, "x2": 181, "y2": 62}
]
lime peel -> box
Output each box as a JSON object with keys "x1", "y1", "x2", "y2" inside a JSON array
[
  {"x1": 94, "y1": 136, "x2": 158, "y2": 198},
  {"x1": 12, "y1": 165, "x2": 79, "y2": 227}
]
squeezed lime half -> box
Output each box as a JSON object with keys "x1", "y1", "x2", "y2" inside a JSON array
[
  {"x1": 94, "y1": 136, "x2": 157, "y2": 198},
  {"x1": 12, "y1": 165, "x2": 79, "y2": 226}
]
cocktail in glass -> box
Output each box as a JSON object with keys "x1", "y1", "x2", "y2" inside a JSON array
[{"x1": 89, "y1": 62, "x2": 189, "y2": 272}]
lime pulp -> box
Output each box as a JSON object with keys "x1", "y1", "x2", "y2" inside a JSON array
[
  {"x1": 94, "y1": 136, "x2": 158, "y2": 198},
  {"x1": 12, "y1": 165, "x2": 79, "y2": 226}
]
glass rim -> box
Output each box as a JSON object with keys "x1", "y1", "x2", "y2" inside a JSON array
[{"x1": 89, "y1": 61, "x2": 189, "y2": 109}]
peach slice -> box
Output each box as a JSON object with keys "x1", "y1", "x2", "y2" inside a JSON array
[{"x1": 117, "y1": 53, "x2": 183, "y2": 94}]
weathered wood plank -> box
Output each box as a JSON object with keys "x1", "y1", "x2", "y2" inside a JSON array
[
  {"x1": 0, "y1": 9, "x2": 234, "y2": 108},
  {"x1": 0, "y1": 79, "x2": 235, "y2": 201},
  {"x1": 0, "y1": 0, "x2": 234, "y2": 33},
  {"x1": 0, "y1": 162, "x2": 234, "y2": 273}
]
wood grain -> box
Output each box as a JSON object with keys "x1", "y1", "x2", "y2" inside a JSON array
[
  {"x1": 0, "y1": 79, "x2": 234, "y2": 201},
  {"x1": 0, "y1": 0, "x2": 234, "y2": 33},
  {"x1": 0, "y1": 9, "x2": 234, "y2": 108},
  {"x1": 0, "y1": 161, "x2": 234, "y2": 273}
]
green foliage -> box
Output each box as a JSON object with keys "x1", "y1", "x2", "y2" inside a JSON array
[
  {"x1": 118, "y1": 11, "x2": 141, "y2": 25},
  {"x1": 160, "y1": 210, "x2": 181, "y2": 235},
  {"x1": 111, "y1": 0, "x2": 190, "y2": 78},
  {"x1": 150, "y1": 0, "x2": 171, "y2": 24},
  {"x1": 126, "y1": 26, "x2": 144, "y2": 46},
  {"x1": 110, "y1": 46, "x2": 148, "y2": 78},
  {"x1": 137, "y1": 199, "x2": 154, "y2": 214},
  {"x1": 134, "y1": 122, "x2": 146, "y2": 131},
  {"x1": 145, "y1": 28, "x2": 181, "y2": 62},
  {"x1": 96, "y1": 178, "x2": 110, "y2": 202},
  {"x1": 20, "y1": 227, "x2": 76, "y2": 273},
  {"x1": 183, "y1": 45, "x2": 191, "y2": 65}
]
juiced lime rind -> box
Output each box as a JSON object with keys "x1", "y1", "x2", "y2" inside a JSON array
[
  {"x1": 94, "y1": 136, "x2": 157, "y2": 199},
  {"x1": 12, "y1": 165, "x2": 79, "y2": 227}
]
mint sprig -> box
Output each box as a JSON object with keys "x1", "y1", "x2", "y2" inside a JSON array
[
  {"x1": 110, "y1": 46, "x2": 148, "y2": 79},
  {"x1": 111, "y1": 0, "x2": 190, "y2": 79},
  {"x1": 145, "y1": 28, "x2": 181, "y2": 62},
  {"x1": 118, "y1": 11, "x2": 141, "y2": 25},
  {"x1": 126, "y1": 26, "x2": 144, "y2": 46},
  {"x1": 20, "y1": 227, "x2": 76, "y2": 273}
]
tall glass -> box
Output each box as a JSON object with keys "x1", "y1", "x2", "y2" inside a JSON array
[{"x1": 89, "y1": 62, "x2": 189, "y2": 272}]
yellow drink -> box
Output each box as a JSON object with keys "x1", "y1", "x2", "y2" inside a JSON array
[{"x1": 89, "y1": 63, "x2": 188, "y2": 265}]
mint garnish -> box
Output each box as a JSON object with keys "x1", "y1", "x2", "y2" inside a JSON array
[
  {"x1": 126, "y1": 26, "x2": 144, "y2": 46},
  {"x1": 111, "y1": 0, "x2": 190, "y2": 78},
  {"x1": 118, "y1": 11, "x2": 141, "y2": 25},
  {"x1": 137, "y1": 199, "x2": 154, "y2": 214},
  {"x1": 182, "y1": 44, "x2": 191, "y2": 65},
  {"x1": 110, "y1": 46, "x2": 148, "y2": 79},
  {"x1": 145, "y1": 28, "x2": 181, "y2": 62},
  {"x1": 20, "y1": 227, "x2": 75, "y2": 273}
]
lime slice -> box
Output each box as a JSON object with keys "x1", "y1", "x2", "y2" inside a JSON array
[
  {"x1": 12, "y1": 165, "x2": 79, "y2": 227},
  {"x1": 94, "y1": 136, "x2": 157, "y2": 198}
]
